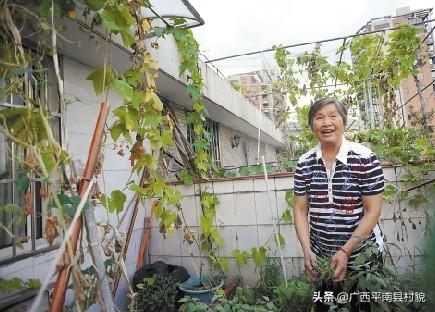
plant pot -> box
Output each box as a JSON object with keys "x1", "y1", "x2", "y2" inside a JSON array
[{"x1": 178, "y1": 276, "x2": 224, "y2": 303}]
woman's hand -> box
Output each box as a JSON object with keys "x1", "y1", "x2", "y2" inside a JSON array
[
  {"x1": 304, "y1": 250, "x2": 320, "y2": 283},
  {"x1": 330, "y1": 249, "x2": 348, "y2": 283}
]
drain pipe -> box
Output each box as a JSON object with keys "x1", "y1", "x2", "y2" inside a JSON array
[{"x1": 261, "y1": 156, "x2": 288, "y2": 287}]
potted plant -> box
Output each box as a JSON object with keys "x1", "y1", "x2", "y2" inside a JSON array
[{"x1": 178, "y1": 275, "x2": 224, "y2": 304}]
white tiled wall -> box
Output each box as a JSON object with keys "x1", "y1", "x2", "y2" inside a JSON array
[{"x1": 144, "y1": 168, "x2": 431, "y2": 285}]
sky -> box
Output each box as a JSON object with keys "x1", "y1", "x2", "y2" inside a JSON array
[{"x1": 188, "y1": 0, "x2": 435, "y2": 76}]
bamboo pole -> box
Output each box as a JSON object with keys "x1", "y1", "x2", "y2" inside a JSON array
[
  {"x1": 84, "y1": 207, "x2": 115, "y2": 312},
  {"x1": 261, "y1": 156, "x2": 288, "y2": 287},
  {"x1": 49, "y1": 102, "x2": 110, "y2": 312},
  {"x1": 111, "y1": 170, "x2": 148, "y2": 297},
  {"x1": 136, "y1": 201, "x2": 158, "y2": 271}
]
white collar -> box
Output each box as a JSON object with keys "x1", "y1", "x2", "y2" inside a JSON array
[{"x1": 315, "y1": 136, "x2": 349, "y2": 165}]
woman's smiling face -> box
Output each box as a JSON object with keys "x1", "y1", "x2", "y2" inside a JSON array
[{"x1": 312, "y1": 103, "x2": 345, "y2": 145}]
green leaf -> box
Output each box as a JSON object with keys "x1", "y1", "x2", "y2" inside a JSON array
[
  {"x1": 111, "y1": 190, "x2": 126, "y2": 212},
  {"x1": 280, "y1": 209, "x2": 293, "y2": 223},
  {"x1": 144, "y1": 277, "x2": 155, "y2": 286},
  {"x1": 3, "y1": 204, "x2": 21, "y2": 215},
  {"x1": 251, "y1": 247, "x2": 267, "y2": 267},
  {"x1": 111, "y1": 79, "x2": 133, "y2": 101},
  {"x1": 100, "y1": 5, "x2": 135, "y2": 32},
  {"x1": 51, "y1": 194, "x2": 90, "y2": 217},
  {"x1": 192, "y1": 139, "x2": 209, "y2": 151},
  {"x1": 277, "y1": 233, "x2": 286, "y2": 248},
  {"x1": 232, "y1": 249, "x2": 249, "y2": 268},
  {"x1": 120, "y1": 30, "x2": 135, "y2": 47},
  {"x1": 217, "y1": 257, "x2": 229, "y2": 272},
  {"x1": 81, "y1": 265, "x2": 97, "y2": 276},
  {"x1": 285, "y1": 189, "x2": 294, "y2": 207},
  {"x1": 164, "y1": 187, "x2": 182, "y2": 205},
  {"x1": 161, "y1": 130, "x2": 173, "y2": 150},
  {"x1": 186, "y1": 84, "x2": 201, "y2": 100},
  {"x1": 40, "y1": 150, "x2": 56, "y2": 174},
  {"x1": 16, "y1": 170, "x2": 30, "y2": 192},
  {"x1": 26, "y1": 279, "x2": 41, "y2": 289},
  {"x1": 239, "y1": 166, "x2": 250, "y2": 176},
  {"x1": 109, "y1": 122, "x2": 123, "y2": 141},
  {"x1": 150, "y1": 179, "x2": 165, "y2": 197},
  {"x1": 180, "y1": 170, "x2": 193, "y2": 185},
  {"x1": 199, "y1": 215, "x2": 212, "y2": 233},
  {"x1": 100, "y1": 190, "x2": 126, "y2": 213},
  {"x1": 86, "y1": 66, "x2": 116, "y2": 95},
  {"x1": 129, "y1": 183, "x2": 148, "y2": 196},
  {"x1": 383, "y1": 184, "x2": 397, "y2": 201},
  {"x1": 151, "y1": 92, "x2": 164, "y2": 111},
  {"x1": 144, "y1": 114, "x2": 163, "y2": 129},
  {"x1": 84, "y1": 0, "x2": 106, "y2": 11}
]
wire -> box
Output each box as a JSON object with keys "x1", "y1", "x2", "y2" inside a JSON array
[
  {"x1": 395, "y1": 80, "x2": 434, "y2": 111},
  {"x1": 205, "y1": 18, "x2": 435, "y2": 64}
]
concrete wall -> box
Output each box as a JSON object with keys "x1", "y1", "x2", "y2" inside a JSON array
[{"x1": 144, "y1": 167, "x2": 432, "y2": 285}]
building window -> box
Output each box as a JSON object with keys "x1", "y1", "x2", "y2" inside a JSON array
[
  {"x1": 0, "y1": 54, "x2": 61, "y2": 262},
  {"x1": 187, "y1": 118, "x2": 221, "y2": 166}
]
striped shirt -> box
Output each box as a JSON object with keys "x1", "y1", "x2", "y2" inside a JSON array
[{"x1": 294, "y1": 138, "x2": 384, "y2": 263}]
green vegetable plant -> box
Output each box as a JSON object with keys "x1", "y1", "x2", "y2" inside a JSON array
[
  {"x1": 179, "y1": 286, "x2": 278, "y2": 312},
  {"x1": 133, "y1": 274, "x2": 179, "y2": 312}
]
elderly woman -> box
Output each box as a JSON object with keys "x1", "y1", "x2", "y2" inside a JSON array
[{"x1": 293, "y1": 98, "x2": 384, "y2": 309}]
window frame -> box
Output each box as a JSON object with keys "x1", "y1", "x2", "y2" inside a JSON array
[
  {"x1": 0, "y1": 52, "x2": 63, "y2": 264},
  {"x1": 186, "y1": 118, "x2": 222, "y2": 166}
]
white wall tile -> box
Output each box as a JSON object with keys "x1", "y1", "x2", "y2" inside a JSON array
[
  {"x1": 213, "y1": 180, "x2": 234, "y2": 194},
  {"x1": 274, "y1": 177, "x2": 294, "y2": 191},
  {"x1": 181, "y1": 256, "x2": 212, "y2": 277},
  {"x1": 254, "y1": 192, "x2": 277, "y2": 225},
  {"x1": 215, "y1": 194, "x2": 236, "y2": 226},
  {"x1": 133, "y1": 202, "x2": 147, "y2": 231},
  {"x1": 218, "y1": 226, "x2": 237, "y2": 257},
  {"x1": 279, "y1": 225, "x2": 304, "y2": 258},
  {"x1": 239, "y1": 259, "x2": 257, "y2": 286},
  {"x1": 380, "y1": 198, "x2": 400, "y2": 220},
  {"x1": 233, "y1": 179, "x2": 254, "y2": 192},
  {"x1": 285, "y1": 257, "x2": 305, "y2": 277},
  {"x1": 381, "y1": 218, "x2": 426, "y2": 257},
  {"x1": 254, "y1": 178, "x2": 275, "y2": 192},
  {"x1": 149, "y1": 255, "x2": 181, "y2": 266},
  {"x1": 0, "y1": 257, "x2": 33, "y2": 276},
  {"x1": 149, "y1": 228, "x2": 164, "y2": 255},
  {"x1": 226, "y1": 258, "x2": 241, "y2": 277},
  {"x1": 177, "y1": 184, "x2": 195, "y2": 196},
  {"x1": 3, "y1": 266, "x2": 34, "y2": 280},
  {"x1": 163, "y1": 230, "x2": 182, "y2": 256},
  {"x1": 234, "y1": 194, "x2": 257, "y2": 225},
  {"x1": 125, "y1": 230, "x2": 141, "y2": 266},
  {"x1": 383, "y1": 167, "x2": 397, "y2": 183},
  {"x1": 180, "y1": 196, "x2": 199, "y2": 226},
  {"x1": 236, "y1": 226, "x2": 259, "y2": 251}
]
